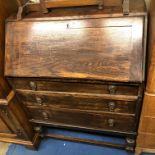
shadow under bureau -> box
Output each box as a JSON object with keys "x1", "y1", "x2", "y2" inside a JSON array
[{"x1": 4, "y1": 0, "x2": 147, "y2": 151}]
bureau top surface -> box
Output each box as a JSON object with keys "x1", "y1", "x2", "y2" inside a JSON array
[
  {"x1": 5, "y1": 0, "x2": 147, "y2": 83},
  {"x1": 7, "y1": 0, "x2": 147, "y2": 21}
]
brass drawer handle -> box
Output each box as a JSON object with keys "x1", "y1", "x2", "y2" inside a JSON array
[
  {"x1": 42, "y1": 112, "x2": 49, "y2": 120},
  {"x1": 108, "y1": 119, "x2": 115, "y2": 127},
  {"x1": 36, "y1": 97, "x2": 43, "y2": 106},
  {"x1": 108, "y1": 85, "x2": 117, "y2": 94},
  {"x1": 108, "y1": 102, "x2": 116, "y2": 112},
  {"x1": 30, "y1": 81, "x2": 37, "y2": 91}
]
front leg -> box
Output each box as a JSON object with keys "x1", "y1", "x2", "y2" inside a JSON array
[{"x1": 125, "y1": 137, "x2": 136, "y2": 152}]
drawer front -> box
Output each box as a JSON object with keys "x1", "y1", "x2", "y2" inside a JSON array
[
  {"x1": 27, "y1": 107, "x2": 136, "y2": 132},
  {"x1": 8, "y1": 78, "x2": 139, "y2": 96},
  {"x1": 137, "y1": 133, "x2": 155, "y2": 149},
  {"x1": 146, "y1": 64, "x2": 155, "y2": 93},
  {"x1": 139, "y1": 117, "x2": 155, "y2": 134},
  {"x1": 18, "y1": 91, "x2": 137, "y2": 114},
  {"x1": 5, "y1": 17, "x2": 144, "y2": 82},
  {"x1": 142, "y1": 93, "x2": 155, "y2": 117}
]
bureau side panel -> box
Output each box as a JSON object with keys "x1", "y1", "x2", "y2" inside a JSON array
[{"x1": 0, "y1": 118, "x2": 11, "y2": 134}]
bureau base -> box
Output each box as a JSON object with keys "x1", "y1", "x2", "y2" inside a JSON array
[
  {"x1": 30, "y1": 125, "x2": 136, "y2": 152},
  {"x1": 0, "y1": 133, "x2": 40, "y2": 150}
]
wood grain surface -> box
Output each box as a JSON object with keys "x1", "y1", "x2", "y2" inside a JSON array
[
  {"x1": 28, "y1": 106, "x2": 136, "y2": 132},
  {"x1": 4, "y1": 0, "x2": 147, "y2": 150},
  {"x1": 5, "y1": 17, "x2": 144, "y2": 82},
  {"x1": 8, "y1": 78, "x2": 139, "y2": 96},
  {"x1": 140, "y1": 93, "x2": 155, "y2": 117},
  {"x1": 17, "y1": 90, "x2": 137, "y2": 114}
]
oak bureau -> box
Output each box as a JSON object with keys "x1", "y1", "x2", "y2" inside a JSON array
[{"x1": 4, "y1": 0, "x2": 147, "y2": 151}]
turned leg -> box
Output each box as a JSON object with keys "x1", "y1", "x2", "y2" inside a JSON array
[
  {"x1": 25, "y1": 126, "x2": 42, "y2": 150},
  {"x1": 125, "y1": 137, "x2": 136, "y2": 152},
  {"x1": 25, "y1": 132, "x2": 41, "y2": 150}
]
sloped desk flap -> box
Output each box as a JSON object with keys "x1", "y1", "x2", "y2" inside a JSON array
[{"x1": 5, "y1": 16, "x2": 144, "y2": 82}]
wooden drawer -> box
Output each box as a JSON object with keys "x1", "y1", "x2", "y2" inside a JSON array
[
  {"x1": 17, "y1": 91, "x2": 137, "y2": 114},
  {"x1": 27, "y1": 107, "x2": 136, "y2": 133},
  {"x1": 139, "y1": 117, "x2": 155, "y2": 133},
  {"x1": 137, "y1": 133, "x2": 155, "y2": 149},
  {"x1": 146, "y1": 64, "x2": 155, "y2": 93},
  {"x1": 8, "y1": 78, "x2": 139, "y2": 96},
  {"x1": 142, "y1": 93, "x2": 155, "y2": 117}
]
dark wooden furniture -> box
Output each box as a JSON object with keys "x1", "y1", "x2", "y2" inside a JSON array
[
  {"x1": 0, "y1": 0, "x2": 39, "y2": 149},
  {"x1": 136, "y1": 0, "x2": 155, "y2": 154},
  {"x1": 4, "y1": 0, "x2": 147, "y2": 151}
]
